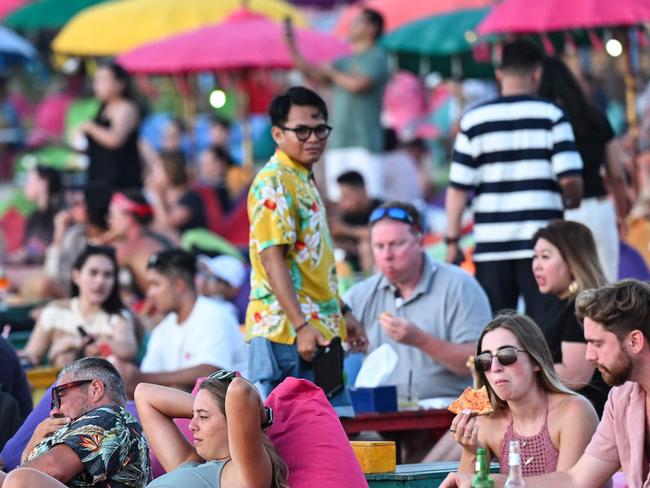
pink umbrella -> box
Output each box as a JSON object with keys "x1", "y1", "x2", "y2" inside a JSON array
[
  {"x1": 335, "y1": 0, "x2": 493, "y2": 37},
  {"x1": 477, "y1": 0, "x2": 650, "y2": 34},
  {"x1": 118, "y1": 9, "x2": 350, "y2": 74},
  {"x1": 0, "y1": 0, "x2": 28, "y2": 20},
  {"x1": 477, "y1": 0, "x2": 650, "y2": 195}
]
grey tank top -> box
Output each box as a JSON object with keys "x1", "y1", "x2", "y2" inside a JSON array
[{"x1": 146, "y1": 460, "x2": 229, "y2": 488}]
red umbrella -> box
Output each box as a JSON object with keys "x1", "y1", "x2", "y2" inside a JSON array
[
  {"x1": 477, "y1": 0, "x2": 650, "y2": 34},
  {"x1": 118, "y1": 9, "x2": 350, "y2": 74},
  {"x1": 0, "y1": 0, "x2": 29, "y2": 20},
  {"x1": 334, "y1": 0, "x2": 493, "y2": 37}
]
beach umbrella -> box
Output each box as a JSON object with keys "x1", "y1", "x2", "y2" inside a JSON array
[
  {"x1": 477, "y1": 0, "x2": 650, "y2": 34},
  {"x1": 117, "y1": 10, "x2": 349, "y2": 74},
  {"x1": 52, "y1": 0, "x2": 306, "y2": 56},
  {"x1": 0, "y1": 25, "x2": 37, "y2": 64},
  {"x1": 118, "y1": 9, "x2": 350, "y2": 168},
  {"x1": 0, "y1": 0, "x2": 29, "y2": 20},
  {"x1": 4, "y1": 0, "x2": 107, "y2": 31},
  {"x1": 335, "y1": 0, "x2": 493, "y2": 36},
  {"x1": 382, "y1": 7, "x2": 493, "y2": 79}
]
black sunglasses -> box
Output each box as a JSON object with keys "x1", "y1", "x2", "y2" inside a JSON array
[
  {"x1": 147, "y1": 249, "x2": 195, "y2": 273},
  {"x1": 51, "y1": 379, "x2": 94, "y2": 410},
  {"x1": 207, "y1": 370, "x2": 274, "y2": 429},
  {"x1": 369, "y1": 207, "x2": 417, "y2": 228},
  {"x1": 474, "y1": 347, "x2": 528, "y2": 373},
  {"x1": 279, "y1": 124, "x2": 332, "y2": 142}
]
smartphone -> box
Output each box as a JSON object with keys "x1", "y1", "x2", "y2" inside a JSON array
[
  {"x1": 313, "y1": 337, "x2": 344, "y2": 399},
  {"x1": 77, "y1": 326, "x2": 95, "y2": 344}
]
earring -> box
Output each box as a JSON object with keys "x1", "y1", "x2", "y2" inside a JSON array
[{"x1": 568, "y1": 280, "x2": 578, "y2": 295}]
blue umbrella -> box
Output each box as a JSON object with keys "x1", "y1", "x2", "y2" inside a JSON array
[{"x1": 0, "y1": 25, "x2": 37, "y2": 67}]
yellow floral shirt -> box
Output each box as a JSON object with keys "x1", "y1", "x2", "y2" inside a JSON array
[{"x1": 246, "y1": 150, "x2": 346, "y2": 345}]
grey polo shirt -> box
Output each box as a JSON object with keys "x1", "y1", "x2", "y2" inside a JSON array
[{"x1": 344, "y1": 255, "x2": 491, "y2": 398}]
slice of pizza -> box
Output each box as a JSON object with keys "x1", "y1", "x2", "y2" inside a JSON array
[{"x1": 448, "y1": 386, "x2": 493, "y2": 416}]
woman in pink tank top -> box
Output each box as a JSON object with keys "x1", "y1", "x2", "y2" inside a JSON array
[{"x1": 448, "y1": 312, "x2": 599, "y2": 477}]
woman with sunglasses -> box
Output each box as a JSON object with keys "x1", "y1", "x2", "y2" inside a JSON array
[
  {"x1": 450, "y1": 312, "x2": 599, "y2": 478},
  {"x1": 532, "y1": 220, "x2": 610, "y2": 416},
  {"x1": 20, "y1": 245, "x2": 138, "y2": 368},
  {"x1": 134, "y1": 371, "x2": 289, "y2": 488}
]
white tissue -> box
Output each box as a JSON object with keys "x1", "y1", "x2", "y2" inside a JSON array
[{"x1": 354, "y1": 344, "x2": 399, "y2": 388}]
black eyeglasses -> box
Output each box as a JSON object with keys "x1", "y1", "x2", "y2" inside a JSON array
[
  {"x1": 474, "y1": 347, "x2": 528, "y2": 373},
  {"x1": 369, "y1": 207, "x2": 417, "y2": 227},
  {"x1": 51, "y1": 379, "x2": 94, "y2": 410},
  {"x1": 279, "y1": 124, "x2": 332, "y2": 142},
  {"x1": 207, "y1": 370, "x2": 274, "y2": 429}
]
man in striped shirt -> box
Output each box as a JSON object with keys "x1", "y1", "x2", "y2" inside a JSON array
[{"x1": 445, "y1": 40, "x2": 583, "y2": 325}]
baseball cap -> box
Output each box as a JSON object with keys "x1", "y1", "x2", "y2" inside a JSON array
[{"x1": 198, "y1": 255, "x2": 246, "y2": 289}]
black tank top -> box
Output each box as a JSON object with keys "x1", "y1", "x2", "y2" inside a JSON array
[{"x1": 86, "y1": 106, "x2": 142, "y2": 191}]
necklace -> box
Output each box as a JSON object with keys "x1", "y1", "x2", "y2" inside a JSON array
[
  {"x1": 511, "y1": 393, "x2": 547, "y2": 436},
  {"x1": 509, "y1": 393, "x2": 548, "y2": 468}
]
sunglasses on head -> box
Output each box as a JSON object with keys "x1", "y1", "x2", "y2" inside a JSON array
[
  {"x1": 474, "y1": 346, "x2": 528, "y2": 373},
  {"x1": 369, "y1": 207, "x2": 417, "y2": 228},
  {"x1": 207, "y1": 370, "x2": 274, "y2": 429},
  {"x1": 51, "y1": 379, "x2": 94, "y2": 410}
]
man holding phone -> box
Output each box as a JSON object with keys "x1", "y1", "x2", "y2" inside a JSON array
[
  {"x1": 285, "y1": 8, "x2": 389, "y2": 202},
  {"x1": 246, "y1": 87, "x2": 367, "y2": 400}
]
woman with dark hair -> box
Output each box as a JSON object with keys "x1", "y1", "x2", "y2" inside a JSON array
[
  {"x1": 532, "y1": 219, "x2": 610, "y2": 415},
  {"x1": 11, "y1": 165, "x2": 63, "y2": 264},
  {"x1": 148, "y1": 151, "x2": 206, "y2": 234},
  {"x1": 41, "y1": 183, "x2": 113, "y2": 297},
  {"x1": 197, "y1": 146, "x2": 234, "y2": 212},
  {"x1": 538, "y1": 57, "x2": 629, "y2": 282},
  {"x1": 135, "y1": 371, "x2": 289, "y2": 488},
  {"x1": 80, "y1": 61, "x2": 142, "y2": 191},
  {"x1": 449, "y1": 312, "x2": 598, "y2": 478},
  {"x1": 20, "y1": 245, "x2": 137, "y2": 368}
]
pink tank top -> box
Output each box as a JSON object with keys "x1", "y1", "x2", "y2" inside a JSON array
[{"x1": 499, "y1": 396, "x2": 559, "y2": 476}]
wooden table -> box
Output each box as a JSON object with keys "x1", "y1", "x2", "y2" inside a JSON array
[
  {"x1": 341, "y1": 409, "x2": 454, "y2": 435},
  {"x1": 341, "y1": 409, "x2": 454, "y2": 464}
]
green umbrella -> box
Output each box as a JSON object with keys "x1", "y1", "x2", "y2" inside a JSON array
[
  {"x1": 4, "y1": 0, "x2": 106, "y2": 31},
  {"x1": 381, "y1": 7, "x2": 494, "y2": 79}
]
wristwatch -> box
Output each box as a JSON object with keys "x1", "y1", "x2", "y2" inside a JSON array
[
  {"x1": 444, "y1": 235, "x2": 460, "y2": 244},
  {"x1": 340, "y1": 302, "x2": 352, "y2": 315}
]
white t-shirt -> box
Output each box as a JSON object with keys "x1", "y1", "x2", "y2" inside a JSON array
[{"x1": 141, "y1": 296, "x2": 248, "y2": 375}]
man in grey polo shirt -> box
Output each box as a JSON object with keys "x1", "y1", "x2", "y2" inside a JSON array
[{"x1": 345, "y1": 201, "x2": 491, "y2": 400}]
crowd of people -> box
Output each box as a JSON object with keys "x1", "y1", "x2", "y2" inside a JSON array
[{"x1": 0, "y1": 6, "x2": 650, "y2": 488}]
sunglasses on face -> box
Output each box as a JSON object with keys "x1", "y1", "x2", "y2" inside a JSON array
[
  {"x1": 369, "y1": 207, "x2": 417, "y2": 228},
  {"x1": 207, "y1": 370, "x2": 274, "y2": 429},
  {"x1": 279, "y1": 124, "x2": 332, "y2": 142},
  {"x1": 474, "y1": 346, "x2": 528, "y2": 373},
  {"x1": 51, "y1": 379, "x2": 94, "y2": 410}
]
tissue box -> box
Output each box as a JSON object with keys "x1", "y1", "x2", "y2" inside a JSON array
[
  {"x1": 348, "y1": 386, "x2": 398, "y2": 414},
  {"x1": 351, "y1": 441, "x2": 396, "y2": 474}
]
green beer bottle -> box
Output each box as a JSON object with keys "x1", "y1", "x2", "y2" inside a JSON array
[{"x1": 472, "y1": 447, "x2": 494, "y2": 488}]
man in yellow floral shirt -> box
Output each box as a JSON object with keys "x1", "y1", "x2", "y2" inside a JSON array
[{"x1": 246, "y1": 86, "x2": 367, "y2": 398}]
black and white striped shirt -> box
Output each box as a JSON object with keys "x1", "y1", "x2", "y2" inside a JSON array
[{"x1": 450, "y1": 95, "x2": 583, "y2": 262}]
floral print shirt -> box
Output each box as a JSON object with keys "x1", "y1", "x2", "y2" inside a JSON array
[
  {"x1": 246, "y1": 150, "x2": 346, "y2": 345},
  {"x1": 26, "y1": 405, "x2": 151, "y2": 487}
]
